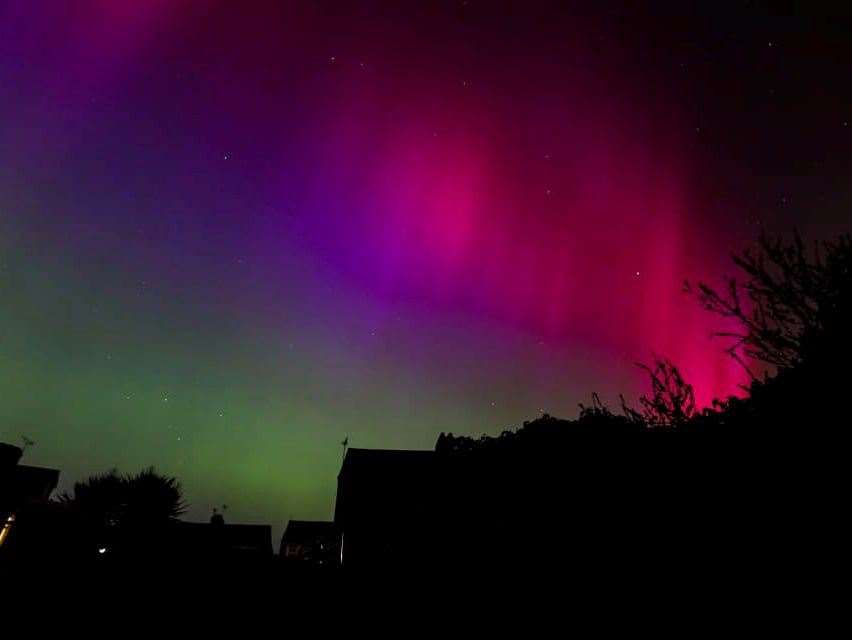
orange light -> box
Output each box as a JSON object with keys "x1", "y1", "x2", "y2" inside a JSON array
[{"x1": 0, "y1": 514, "x2": 16, "y2": 547}]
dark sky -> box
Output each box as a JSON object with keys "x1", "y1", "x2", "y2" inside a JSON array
[{"x1": 1, "y1": 1, "x2": 850, "y2": 536}]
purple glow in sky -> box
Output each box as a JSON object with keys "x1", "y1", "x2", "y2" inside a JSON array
[{"x1": 4, "y1": 2, "x2": 848, "y2": 533}]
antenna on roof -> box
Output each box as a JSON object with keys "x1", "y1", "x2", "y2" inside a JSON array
[
  {"x1": 211, "y1": 504, "x2": 227, "y2": 526},
  {"x1": 341, "y1": 435, "x2": 349, "y2": 463}
]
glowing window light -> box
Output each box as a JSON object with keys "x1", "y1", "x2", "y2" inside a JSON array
[{"x1": 0, "y1": 514, "x2": 16, "y2": 547}]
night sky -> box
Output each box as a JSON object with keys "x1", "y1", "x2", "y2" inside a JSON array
[{"x1": 2, "y1": 2, "x2": 851, "y2": 534}]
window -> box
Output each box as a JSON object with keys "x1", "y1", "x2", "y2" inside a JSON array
[{"x1": 0, "y1": 514, "x2": 16, "y2": 547}]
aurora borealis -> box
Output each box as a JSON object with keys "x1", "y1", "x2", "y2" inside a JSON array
[{"x1": 2, "y1": 2, "x2": 851, "y2": 537}]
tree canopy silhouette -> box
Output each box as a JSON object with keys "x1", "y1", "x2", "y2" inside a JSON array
[
  {"x1": 686, "y1": 231, "x2": 852, "y2": 375},
  {"x1": 438, "y1": 230, "x2": 852, "y2": 448},
  {"x1": 61, "y1": 467, "x2": 185, "y2": 523},
  {"x1": 58, "y1": 467, "x2": 186, "y2": 556}
]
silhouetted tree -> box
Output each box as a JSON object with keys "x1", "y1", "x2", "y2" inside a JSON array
[
  {"x1": 58, "y1": 469, "x2": 125, "y2": 529},
  {"x1": 685, "y1": 231, "x2": 852, "y2": 375},
  {"x1": 58, "y1": 467, "x2": 186, "y2": 556},
  {"x1": 124, "y1": 467, "x2": 186, "y2": 525},
  {"x1": 622, "y1": 359, "x2": 696, "y2": 428},
  {"x1": 679, "y1": 230, "x2": 852, "y2": 430},
  {"x1": 426, "y1": 231, "x2": 850, "y2": 576},
  {"x1": 441, "y1": 231, "x2": 851, "y2": 439}
]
